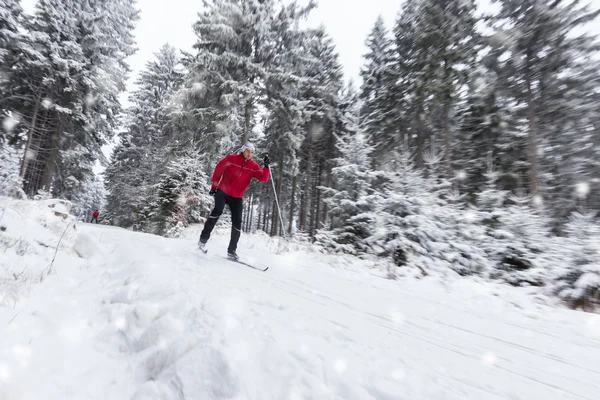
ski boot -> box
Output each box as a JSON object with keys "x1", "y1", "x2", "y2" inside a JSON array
[{"x1": 227, "y1": 250, "x2": 239, "y2": 261}]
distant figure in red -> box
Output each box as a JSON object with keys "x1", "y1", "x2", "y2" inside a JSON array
[{"x1": 91, "y1": 210, "x2": 99, "y2": 223}]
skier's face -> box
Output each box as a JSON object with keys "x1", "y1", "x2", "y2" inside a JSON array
[{"x1": 243, "y1": 149, "x2": 254, "y2": 160}]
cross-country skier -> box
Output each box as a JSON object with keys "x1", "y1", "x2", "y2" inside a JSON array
[{"x1": 198, "y1": 142, "x2": 270, "y2": 260}]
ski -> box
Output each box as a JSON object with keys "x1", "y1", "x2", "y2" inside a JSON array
[{"x1": 223, "y1": 256, "x2": 269, "y2": 272}]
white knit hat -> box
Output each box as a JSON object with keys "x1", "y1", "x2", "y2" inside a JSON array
[{"x1": 239, "y1": 142, "x2": 255, "y2": 153}]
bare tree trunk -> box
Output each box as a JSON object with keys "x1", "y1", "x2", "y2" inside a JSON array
[
  {"x1": 248, "y1": 194, "x2": 254, "y2": 232},
  {"x1": 265, "y1": 200, "x2": 271, "y2": 236},
  {"x1": 526, "y1": 73, "x2": 539, "y2": 202},
  {"x1": 442, "y1": 58, "x2": 452, "y2": 179},
  {"x1": 322, "y1": 134, "x2": 335, "y2": 226},
  {"x1": 24, "y1": 107, "x2": 52, "y2": 197},
  {"x1": 262, "y1": 194, "x2": 269, "y2": 233},
  {"x1": 415, "y1": 106, "x2": 425, "y2": 169},
  {"x1": 19, "y1": 93, "x2": 41, "y2": 182},
  {"x1": 308, "y1": 161, "x2": 321, "y2": 238},
  {"x1": 242, "y1": 99, "x2": 252, "y2": 144},
  {"x1": 270, "y1": 199, "x2": 278, "y2": 236},
  {"x1": 256, "y1": 196, "x2": 263, "y2": 231},
  {"x1": 299, "y1": 123, "x2": 315, "y2": 231},
  {"x1": 312, "y1": 161, "x2": 323, "y2": 237},
  {"x1": 41, "y1": 116, "x2": 63, "y2": 191},
  {"x1": 288, "y1": 174, "x2": 297, "y2": 235}
]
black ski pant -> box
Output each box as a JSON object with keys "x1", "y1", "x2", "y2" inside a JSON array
[{"x1": 199, "y1": 189, "x2": 243, "y2": 253}]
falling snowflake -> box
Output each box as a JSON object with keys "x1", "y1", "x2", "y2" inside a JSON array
[
  {"x1": 482, "y1": 352, "x2": 496, "y2": 366},
  {"x1": 537, "y1": 146, "x2": 545, "y2": 157},
  {"x1": 42, "y1": 98, "x2": 53, "y2": 109},
  {"x1": 456, "y1": 170, "x2": 468, "y2": 181},
  {"x1": 114, "y1": 317, "x2": 127, "y2": 330},
  {"x1": 25, "y1": 149, "x2": 36, "y2": 160},
  {"x1": 334, "y1": 359, "x2": 347, "y2": 374},
  {"x1": 85, "y1": 93, "x2": 97, "y2": 107},
  {"x1": 575, "y1": 182, "x2": 590, "y2": 198},
  {"x1": 532, "y1": 195, "x2": 543, "y2": 207},
  {"x1": 3, "y1": 114, "x2": 20, "y2": 133}
]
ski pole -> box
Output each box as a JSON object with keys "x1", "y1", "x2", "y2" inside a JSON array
[{"x1": 268, "y1": 159, "x2": 287, "y2": 239}]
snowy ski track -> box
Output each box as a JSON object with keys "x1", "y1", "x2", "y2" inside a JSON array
[{"x1": 3, "y1": 222, "x2": 600, "y2": 400}]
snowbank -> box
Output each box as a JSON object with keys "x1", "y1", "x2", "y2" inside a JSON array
[{"x1": 0, "y1": 196, "x2": 84, "y2": 307}]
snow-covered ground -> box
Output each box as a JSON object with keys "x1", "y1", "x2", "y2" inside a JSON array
[{"x1": 1, "y1": 197, "x2": 600, "y2": 400}]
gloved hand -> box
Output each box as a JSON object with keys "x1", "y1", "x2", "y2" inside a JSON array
[
  {"x1": 263, "y1": 154, "x2": 270, "y2": 168},
  {"x1": 209, "y1": 188, "x2": 217, "y2": 196}
]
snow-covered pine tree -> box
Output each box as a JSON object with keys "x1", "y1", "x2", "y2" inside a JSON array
[
  {"x1": 475, "y1": 164, "x2": 556, "y2": 286},
  {"x1": 103, "y1": 136, "x2": 143, "y2": 227},
  {"x1": 149, "y1": 151, "x2": 212, "y2": 235},
  {"x1": 259, "y1": 0, "x2": 317, "y2": 236},
  {"x1": 0, "y1": 0, "x2": 25, "y2": 197},
  {"x1": 0, "y1": 0, "x2": 23, "y2": 112},
  {"x1": 104, "y1": 44, "x2": 183, "y2": 230},
  {"x1": 359, "y1": 15, "x2": 396, "y2": 169},
  {"x1": 5, "y1": 0, "x2": 86, "y2": 197},
  {"x1": 392, "y1": 0, "x2": 436, "y2": 168},
  {"x1": 51, "y1": 0, "x2": 139, "y2": 204},
  {"x1": 532, "y1": 2, "x2": 600, "y2": 221},
  {"x1": 296, "y1": 27, "x2": 344, "y2": 236},
  {"x1": 415, "y1": 0, "x2": 479, "y2": 179},
  {"x1": 456, "y1": 60, "x2": 519, "y2": 201},
  {"x1": 0, "y1": 142, "x2": 25, "y2": 198},
  {"x1": 4, "y1": 0, "x2": 138, "y2": 201},
  {"x1": 176, "y1": 0, "x2": 280, "y2": 165},
  {"x1": 69, "y1": 173, "x2": 106, "y2": 221},
  {"x1": 316, "y1": 87, "x2": 383, "y2": 254},
  {"x1": 491, "y1": 0, "x2": 600, "y2": 206},
  {"x1": 371, "y1": 151, "x2": 488, "y2": 276},
  {"x1": 553, "y1": 211, "x2": 600, "y2": 310}
]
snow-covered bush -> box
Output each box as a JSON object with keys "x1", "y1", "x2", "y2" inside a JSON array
[
  {"x1": 150, "y1": 153, "x2": 212, "y2": 235},
  {"x1": 367, "y1": 154, "x2": 490, "y2": 276},
  {"x1": 475, "y1": 169, "x2": 556, "y2": 286},
  {"x1": 0, "y1": 142, "x2": 25, "y2": 199},
  {"x1": 552, "y1": 212, "x2": 600, "y2": 311},
  {"x1": 0, "y1": 197, "x2": 81, "y2": 307}
]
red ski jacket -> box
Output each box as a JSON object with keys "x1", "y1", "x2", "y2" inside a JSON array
[{"x1": 211, "y1": 153, "x2": 270, "y2": 198}]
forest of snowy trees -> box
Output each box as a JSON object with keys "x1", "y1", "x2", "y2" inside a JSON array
[{"x1": 1, "y1": 0, "x2": 600, "y2": 310}]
